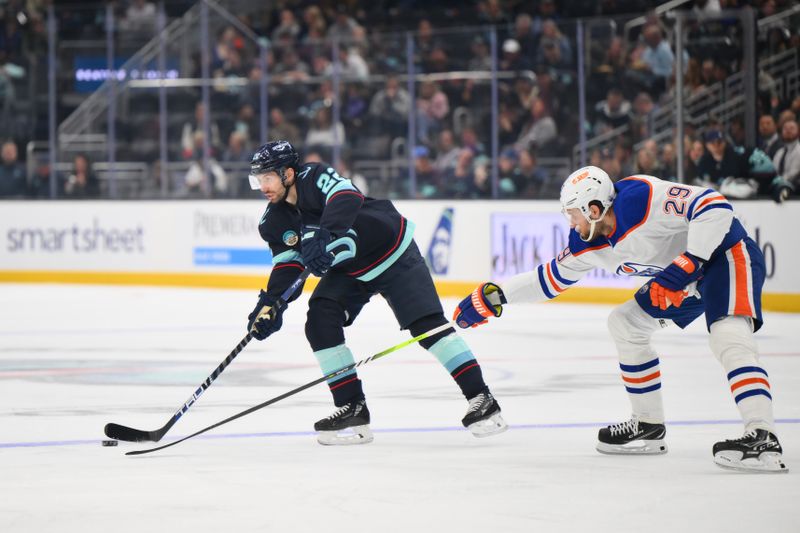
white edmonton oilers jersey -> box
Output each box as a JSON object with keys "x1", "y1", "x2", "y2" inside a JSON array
[{"x1": 501, "y1": 175, "x2": 742, "y2": 304}]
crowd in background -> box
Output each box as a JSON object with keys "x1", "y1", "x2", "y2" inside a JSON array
[{"x1": 0, "y1": 0, "x2": 798, "y2": 200}]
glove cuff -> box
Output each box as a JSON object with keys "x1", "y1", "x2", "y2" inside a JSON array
[{"x1": 673, "y1": 253, "x2": 701, "y2": 274}]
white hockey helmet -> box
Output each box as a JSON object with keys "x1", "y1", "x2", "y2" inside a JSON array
[
  {"x1": 560, "y1": 166, "x2": 616, "y2": 241},
  {"x1": 560, "y1": 165, "x2": 616, "y2": 222}
]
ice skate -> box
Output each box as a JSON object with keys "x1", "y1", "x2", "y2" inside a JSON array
[
  {"x1": 596, "y1": 417, "x2": 667, "y2": 455},
  {"x1": 713, "y1": 429, "x2": 788, "y2": 473},
  {"x1": 314, "y1": 399, "x2": 373, "y2": 446},
  {"x1": 462, "y1": 389, "x2": 507, "y2": 437}
]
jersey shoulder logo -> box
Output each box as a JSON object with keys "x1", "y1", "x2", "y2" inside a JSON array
[
  {"x1": 556, "y1": 247, "x2": 572, "y2": 263},
  {"x1": 297, "y1": 167, "x2": 312, "y2": 180},
  {"x1": 259, "y1": 207, "x2": 270, "y2": 225},
  {"x1": 617, "y1": 262, "x2": 663, "y2": 277},
  {"x1": 282, "y1": 230, "x2": 299, "y2": 247}
]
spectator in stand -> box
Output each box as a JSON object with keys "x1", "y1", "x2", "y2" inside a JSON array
[
  {"x1": 338, "y1": 45, "x2": 369, "y2": 80},
  {"x1": 268, "y1": 108, "x2": 301, "y2": 147},
  {"x1": 182, "y1": 132, "x2": 228, "y2": 198},
  {"x1": 222, "y1": 131, "x2": 250, "y2": 164},
  {"x1": 661, "y1": 142, "x2": 678, "y2": 181},
  {"x1": 537, "y1": 19, "x2": 572, "y2": 68},
  {"x1": 630, "y1": 23, "x2": 675, "y2": 96},
  {"x1": 305, "y1": 105, "x2": 346, "y2": 150},
  {"x1": 477, "y1": 0, "x2": 511, "y2": 26},
  {"x1": 460, "y1": 126, "x2": 486, "y2": 157},
  {"x1": 414, "y1": 145, "x2": 440, "y2": 198},
  {"x1": 416, "y1": 81, "x2": 449, "y2": 145},
  {"x1": 729, "y1": 117, "x2": 746, "y2": 148},
  {"x1": 497, "y1": 100, "x2": 521, "y2": 148},
  {"x1": 598, "y1": 146, "x2": 622, "y2": 179},
  {"x1": 181, "y1": 102, "x2": 221, "y2": 159},
  {"x1": 685, "y1": 138, "x2": 705, "y2": 184},
  {"x1": 274, "y1": 48, "x2": 310, "y2": 82},
  {"x1": 0, "y1": 139, "x2": 25, "y2": 197},
  {"x1": 498, "y1": 148, "x2": 520, "y2": 193},
  {"x1": 777, "y1": 109, "x2": 796, "y2": 131},
  {"x1": 468, "y1": 36, "x2": 492, "y2": 71},
  {"x1": 772, "y1": 119, "x2": 799, "y2": 190},
  {"x1": 512, "y1": 13, "x2": 536, "y2": 58},
  {"x1": 758, "y1": 114, "x2": 782, "y2": 159},
  {"x1": 271, "y1": 8, "x2": 301, "y2": 45},
  {"x1": 500, "y1": 39, "x2": 531, "y2": 72},
  {"x1": 700, "y1": 58, "x2": 716, "y2": 87},
  {"x1": 444, "y1": 148, "x2": 477, "y2": 199},
  {"x1": 593, "y1": 87, "x2": 631, "y2": 136},
  {"x1": 515, "y1": 97, "x2": 556, "y2": 152},
  {"x1": 424, "y1": 45, "x2": 450, "y2": 74},
  {"x1": 531, "y1": 0, "x2": 559, "y2": 39},
  {"x1": 63, "y1": 154, "x2": 100, "y2": 199},
  {"x1": 614, "y1": 138, "x2": 635, "y2": 177},
  {"x1": 327, "y1": 6, "x2": 362, "y2": 43},
  {"x1": 433, "y1": 129, "x2": 461, "y2": 176},
  {"x1": 232, "y1": 103, "x2": 256, "y2": 147},
  {"x1": 342, "y1": 83, "x2": 369, "y2": 138},
  {"x1": 516, "y1": 148, "x2": 549, "y2": 198},
  {"x1": 684, "y1": 58, "x2": 708, "y2": 95},
  {"x1": 629, "y1": 91, "x2": 656, "y2": 142},
  {"x1": 369, "y1": 75, "x2": 411, "y2": 138}
]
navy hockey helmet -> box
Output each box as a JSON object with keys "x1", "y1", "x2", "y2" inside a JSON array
[{"x1": 248, "y1": 140, "x2": 300, "y2": 189}]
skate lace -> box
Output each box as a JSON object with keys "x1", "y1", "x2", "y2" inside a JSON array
[
  {"x1": 728, "y1": 429, "x2": 759, "y2": 443},
  {"x1": 609, "y1": 418, "x2": 639, "y2": 437},
  {"x1": 324, "y1": 404, "x2": 352, "y2": 421},
  {"x1": 466, "y1": 393, "x2": 487, "y2": 414}
]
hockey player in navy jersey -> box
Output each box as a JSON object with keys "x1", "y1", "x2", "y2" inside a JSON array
[
  {"x1": 245, "y1": 140, "x2": 507, "y2": 445},
  {"x1": 453, "y1": 166, "x2": 787, "y2": 473}
]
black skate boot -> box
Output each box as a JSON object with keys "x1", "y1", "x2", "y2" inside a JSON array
[
  {"x1": 462, "y1": 389, "x2": 508, "y2": 437},
  {"x1": 713, "y1": 429, "x2": 788, "y2": 473},
  {"x1": 314, "y1": 399, "x2": 373, "y2": 446},
  {"x1": 596, "y1": 417, "x2": 667, "y2": 455}
]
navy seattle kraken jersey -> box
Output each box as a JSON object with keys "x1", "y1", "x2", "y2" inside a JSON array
[{"x1": 258, "y1": 161, "x2": 415, "y2": 300}]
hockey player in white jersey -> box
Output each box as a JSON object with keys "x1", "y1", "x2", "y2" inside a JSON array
[{"x1": 453, "y1": 166, "x2": 787, "y2": 473}]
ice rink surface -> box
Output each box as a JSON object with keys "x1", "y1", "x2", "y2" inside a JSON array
[{"x1": 1, "y1": 283, "x2": 798, "y2": 533}]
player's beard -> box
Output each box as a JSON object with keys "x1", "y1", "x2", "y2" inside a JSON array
[{"x1": 268, "y1": 183, "x2": 289, "y2": 204}]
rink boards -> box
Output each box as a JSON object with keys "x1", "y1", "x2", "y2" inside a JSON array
[{"x1": 0, "y1": 199, "x2": 798, "y2": 311}]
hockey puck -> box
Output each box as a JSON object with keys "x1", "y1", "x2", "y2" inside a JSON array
[{"x1": 101, "y1": 439, "x2": 118, "y2": 447}]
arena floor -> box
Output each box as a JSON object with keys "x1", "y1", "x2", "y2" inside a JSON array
[{"x1": 1, "y1": 284, "x2": 798, "y2": 532}]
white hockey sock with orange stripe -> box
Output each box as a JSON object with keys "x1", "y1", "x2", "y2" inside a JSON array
[
  {"x1": 709, "y1": 316, "x2": 776, "y2": 433},
  {"x1": 608, "y1": 300, "x2": 666, "y2": 424}
]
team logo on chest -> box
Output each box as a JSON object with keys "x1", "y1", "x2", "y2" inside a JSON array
[
  {"x1": 282, "y1": 230, "x2": 299, "y2": 247},
  {"x1": 617, "y1": 262, "x2": 663, "y2": 277}
]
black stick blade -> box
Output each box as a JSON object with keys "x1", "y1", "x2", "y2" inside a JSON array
[{"x1": 104, "y1": 422, "x2": 162, "y2": 442}]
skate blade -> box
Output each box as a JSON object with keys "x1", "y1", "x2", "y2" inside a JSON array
[
  {"x1": 467, "y1": 413, "x2": 508, "y2": 438},
  {"x1": 317, "y1": 425, "x2": 374, "y2": 446},
  {"x1": 713, "y1": 451, "x2": 789, "y2": 473},
  {"x1": 596, "y1": 439, "x2": 668, "y2": 455}
]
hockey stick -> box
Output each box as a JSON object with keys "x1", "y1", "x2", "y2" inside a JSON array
[
  {"x1": 104, "y1": 269, "x2": 311, "y2": 443},
  {"x1": 126, "y1": 320, "x2": 456, "y2": 455}
]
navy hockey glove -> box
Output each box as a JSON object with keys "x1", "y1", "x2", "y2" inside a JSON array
[
  {"x1": 247, "y1": 291, "x2": 284, "y2": 340},
  {"x1": 301, "y1": 227, "x2": 335, "y2": 276},
  {"x1": 650, "y1": 253, "x2": 703, "y2": 310},
  {"x1": 770, "y1": 176, "x2": 794, "y2": 204},
  {"x1": 453, "y1": 282, "x2": 506, "y2": 328}
]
